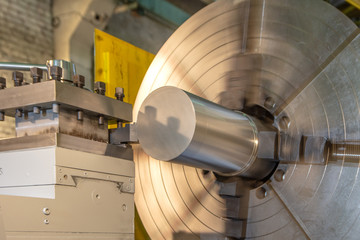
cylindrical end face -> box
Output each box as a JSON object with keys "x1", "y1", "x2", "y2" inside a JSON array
[
  {"x1": 137, "y1": 86, "x2": 259, "y2": 175},
  {"x1": 137, "y1": 87, "x2": 196, "y2": 161}
]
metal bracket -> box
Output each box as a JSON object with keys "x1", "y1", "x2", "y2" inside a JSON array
[{"x1": 56, "y1": 166, "x2": 135, "y2": 194}]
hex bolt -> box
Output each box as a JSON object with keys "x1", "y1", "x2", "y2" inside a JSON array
[
  {"x1": 256, "y1": 187, "x2": 268, "y2": 199},
  {"x1": 94, "y1": 81, "x2": 106, "y2": 95},
  {"x1": 115, "y1": 87, "x2": 125, "y2": 101},
  {"x1": 73, "y1": 74, "x2": 85, "y2": 88},
  {"x1": 30, "y1": 67, "x2": 43, "y2": 83},
  {"x1": 279, "y1": 116, "x2": 291, "y2": 131},
  {"x1": 77, "y1": 110, "x2": 84, "y2": 121},
  {"x1": 98, "y1": 115, "x2": 105, "y2": 125},
  {"x1": 42, "y1": 207, "x2": 50, "y2": 215},
  {"x1": 0, "y1": 112, "x2": 4, "y2": 121},
  {"x1": 50, "y1": 66, "x2": 62, "y2": 81},
  {"x1": 264, "y1": 97, "x2": 276, "y2": 109},
  {"x1": 274, "y1": 169, "x2": 286, "y2": 182},
  {"x1": 15, "y1": 109, "x2": 22, "y2": 118},
  {"x1": 0, "y1": 77, "x2": 6, "y2": 89},
  {"x1": 52, "y1": 103, "x2": 59, "y2": 114},
  {"x1": 33, "y1": 106, "x2": 41, "y2": 114},
  {"x1": 23, "y1": 111, "x2": 28, "y2": 120},
  {"x1": 12, "y1": 71, "x2": 23, "y2": 87}
]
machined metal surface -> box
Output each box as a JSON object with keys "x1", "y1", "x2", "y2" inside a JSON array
[
  {"x1": 46, "y1": 59, "x2": 76, "y2": 82},
  {"x1": 0, "y1": 147, "x2": 135, "y2": 239},
  {"x1": 0, "y1": 80, "x2": 132, "y2": 122},
  {"x1": 137, "y1": 86, "x2": 262, "y2": 176},
  {"x1": 15, "y1": 108, "x2": 109, "y2": 142},
  {"x1": 133, "y1": 0, "x2": 360, "y2": 239},
  {"x1": 0, "y1": 62, "x2": 47, "y2": 71},
  {"x1": 0, "y1": 133, "x2": 133, "y2": 160}
]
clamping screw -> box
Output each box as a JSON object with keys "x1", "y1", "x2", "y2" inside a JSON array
[
  {"x1": 94, "y1": 81, "x2": 106, "y2": 95},
  {"x1": 30, "y1": 67, "x2": 43, "y2": 83},
  {"x1": 12, "y1": 71, "x2": 23, "y2": 86},
  {"x1": 50, "y1": 66, "x2": 62, "y2": 81},
  {"x1": 73, "y1": 74, "x2": 85, "y2": 88},
  {"x1": 115, "y1": 87, "x2": 125, "y2": 101},
  {"x1": 0, "y1": 77, "x2": 6, "y2": 89}
]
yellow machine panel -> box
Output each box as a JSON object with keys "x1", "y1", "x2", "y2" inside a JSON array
[{"x1": 94, "y1": 29, "x2": 154, "y2": 106}]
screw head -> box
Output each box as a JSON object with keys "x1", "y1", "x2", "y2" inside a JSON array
[
  {"x1": 98, "y1": 115, "x2": 105, "y2": 125},
  {"x1": 15, "y1": 109, "x2": 22, "y2": 118},
  {"x1": 0, "y1": 77, "x2": 6, "y2": 89},
  {"x1": 30, "y1": 67, "x2": 43, "y2": 83},
  {"x1": 264, "y1": 97, "x2": 276, "y2": 109},
  {"x1": 30, "y1": 67, "x2": 43, "y2": 77},
  {"x1": 279, "y1": 116, "x2": 291, "y2": 131},
  {"x1": 256, "y1": 187, "x2": 268, "y2": 199},
  {"x1": 115, "y1": 87, "x2": 125, "y2": 101},
  {"x1": 77, "y1": 110, "x2": 84, "y2": 121},
  {"x1": 33, "y1": 106, "x2": 41, "y2": 114},
  {"x1": 44, "y1": 219, "x2": 49, "y2": 224},
  {"x1": 52, "y1": 103, "x2": 59, "y2": 114},
  {"x1": 122, "y1": 204, "x2": 127, "y2": 211},
  {"x1": 73, "y1": 74, "x2": 85, "y2": 88},
  {"x1": 49, "y1": 66, "x2": 62, "y2": 80},
  {"x1": 94, "y1": 81, "x2": 106, "y2": 95},
  {"x1": 12, "y1": 71, "x2": 23, "y2": 86},
  {"x1": 42, "y1": 207, "x2": 50, "y2": 215},
  {"x1": 274, "y1": 169, "x2": 286, "y2": 182}
]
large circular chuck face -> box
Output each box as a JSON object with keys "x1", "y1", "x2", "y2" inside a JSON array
[{"x1": 133, "y1": 0, "x2": 360, "y2": 239}]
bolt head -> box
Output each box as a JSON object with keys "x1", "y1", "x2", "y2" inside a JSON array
[
  {"x1": 12, "y1": 71, "x2": 23, "y2": 81},
  {"x1": 122, "y1": 204, "x2": 127, "y2": 211},
  {"x1": 0, "y1": 77, "x2": 6, "y2": 89},
  {"x1": 42, "y1": 207, "x2": 50, "y2": 215},
  {"x1": 115, "y1": 87, "x2": 124, "y2": 95},
  {"x1": 115, "y1": 87, "x2": 125, "y2": 100},
  {"x1": 73, "y1": 74, "x2": 85, "y2": 87},
  {"x1": 256, "y1": 187, "x2": 268, "y2": 199},
  {"x1": 274, "y1": 169, "x2": 286, "y2": 182},
  {"x1": 50, "y1": 66, "x2": 62, "y2": 79},
  {"x1": 94, "y1": 81, "x2": 106, "y2": 95},
  {"x1": 30, "y1": 67, "x2": 43, "y2": 77},
  {"x1": 264, "y1": 97, "x2": 276, "y2": 109},
  {"x1": 279, "y1": 116, "x2": 291, "y2": 131},
  {"x1": 95, "y1": 81, "x2": 106, "y2": 89}
]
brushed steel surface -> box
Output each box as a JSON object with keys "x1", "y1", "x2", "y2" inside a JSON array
[
  {"x1": 46, "y1": 59, "x2": 76, "y2": 82},
  {"x1": 133, "y1": 0, "x2": 360, "y2": 239},
  {"x1": 0, "y1": 133, "x2": 133, "y2": 160},
  {"x1": 137, "y1": 86, "x2": 258, "y2": 175},
  {"x1": 0, "y1": 62, "x2": 47, "y2": 71},
  {"x1": 15, "y1": 108, "x2": 109, "y2": 143},
  {"x1": 0, "y1": 80, "x2": 132, "y2": 122}
]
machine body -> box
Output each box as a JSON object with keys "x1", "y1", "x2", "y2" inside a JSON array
[{"x1": 0, "y1": 63, "x2": 135, "y2": 239}]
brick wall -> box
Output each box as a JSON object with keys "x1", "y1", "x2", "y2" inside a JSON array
[{"x1": 0, "y1": 0, "x2": 53, "y2": 139}]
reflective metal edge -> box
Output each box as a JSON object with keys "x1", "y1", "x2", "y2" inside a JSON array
[
  {"x1": 0, "y1": 62, "x2": 47, "y2": 71},
  {"x1": 0, "y1": 133, "x2": 133, "y2": 160},
  {"x1": 0, "y1": 81, "x2": 132, "y2": 122}
]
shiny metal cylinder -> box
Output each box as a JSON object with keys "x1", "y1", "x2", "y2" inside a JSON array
[
  {"x1": 0, "y1": 62, "x2": 47, "y2": 71},
  {"x1": 46, "y1": 60, "x2": 76, "y2": 82},
  {"x1": 137, "y1": 86, "x2": 258, "y2": 175}
]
